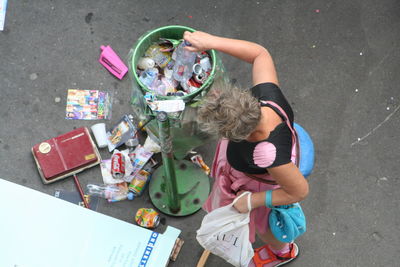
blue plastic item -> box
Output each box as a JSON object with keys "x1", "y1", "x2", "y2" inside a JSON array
[{"x1": 294, "y1": 123, "x2": 315, "y2": 178}]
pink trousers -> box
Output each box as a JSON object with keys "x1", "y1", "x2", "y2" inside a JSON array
[{"x1": 203, "y1": 139, "x2": 296, "y2": 243}]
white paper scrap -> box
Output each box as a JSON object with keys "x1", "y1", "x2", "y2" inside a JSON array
[
  {"x1": 153, "y1": 99, "x2": 185, "y2": 113},
  {"x1": 0, "y1": 0, "x2": 8, "y2": 31}
]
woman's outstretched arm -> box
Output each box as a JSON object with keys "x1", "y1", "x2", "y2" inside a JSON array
[{"x1": 183, "y1": 31, "x2": 279, "y2": 86}]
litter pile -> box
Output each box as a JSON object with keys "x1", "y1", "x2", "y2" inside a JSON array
[
  {"x1": 32, "y1": 34, "x2": 211, "y2": 231},
  {"x1": 137, "y1": 38, "x2": 212, "y2": 97},
  {"x1": 88, "y1": 113, "x2": 210, "y2": 228}
]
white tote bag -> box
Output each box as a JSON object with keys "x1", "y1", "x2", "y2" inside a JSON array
[{"x1": 196, "y1": 192, "x2": 254, "y2": 267}]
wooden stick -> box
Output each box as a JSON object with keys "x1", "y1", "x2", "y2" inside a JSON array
[
  {"x1": 196, "y1": 250, "x2": 211, "y2": 267},
  {"x1": 73, "y1": 174, "x2": 90, "y2": 209}
]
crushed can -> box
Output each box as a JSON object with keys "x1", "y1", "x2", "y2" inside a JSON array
[
  {"x1": 111, "y1": 152, "x2": 125, "y2": 179},
  {"x1": 135, "y1": 208, "x2": 160, "y2": 228}
]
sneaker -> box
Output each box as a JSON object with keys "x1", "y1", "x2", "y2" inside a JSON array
[{"x1": 249, "y1": 243, "x2": 299, "y2": 267}]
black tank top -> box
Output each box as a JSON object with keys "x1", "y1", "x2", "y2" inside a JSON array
[{"x1": 226, "y1": 83, "x2": 294, "y2": 174}]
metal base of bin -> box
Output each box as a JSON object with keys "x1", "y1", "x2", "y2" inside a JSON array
[{"x1": 149, "y1": 160, "x2": 210, "y2": 216}]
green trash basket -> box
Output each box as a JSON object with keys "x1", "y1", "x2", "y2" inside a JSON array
[
  {"x1": 128, "y1": 26, "x2": 226, "y2": 216},
  {"x1": 129, "y1": 25, "x2": 227, "y2": 159},
  {"x1": 130, "y1": 25, "x2": 218, "y2": 102}
]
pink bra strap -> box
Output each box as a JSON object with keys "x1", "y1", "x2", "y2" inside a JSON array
[{"x1": 260, "y1": 100, "x2": 297, "y2": 157}]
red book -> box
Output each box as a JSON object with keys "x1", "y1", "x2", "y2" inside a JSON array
[{"x1": 32, "y1": 127, "x2": 101, "y2": 184}]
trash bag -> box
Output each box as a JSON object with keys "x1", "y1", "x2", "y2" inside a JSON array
[{"x1": 196, "y1": 192, "x2": 254, "y2": 267}]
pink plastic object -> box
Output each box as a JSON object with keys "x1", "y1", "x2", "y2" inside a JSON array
[{"x1": 99, "y1": 45, "x2": 128, "y2": 80}]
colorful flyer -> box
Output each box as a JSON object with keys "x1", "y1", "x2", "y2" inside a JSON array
[{"x1": 65, "y1": 89, "x2": 112, "y2": 120}]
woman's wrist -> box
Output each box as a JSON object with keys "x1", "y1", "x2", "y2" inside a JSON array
[
  {"x1": 265, "y1": 190, "x2": 273, "y2": 208},
  {"x1": 205, "y1": 35, "x2": 220, "y2": 50},
  {"x1": 249, "y1": 191, "x2": 270, "y2": 209}
]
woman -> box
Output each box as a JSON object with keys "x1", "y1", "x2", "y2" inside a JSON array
[{"x1": 184, "y1": 31, "x2": 309, "y2": 267}]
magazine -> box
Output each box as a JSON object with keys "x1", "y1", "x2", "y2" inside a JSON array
[{"x1": 65, "y1": 89, "x2": 112, "y2": 120}]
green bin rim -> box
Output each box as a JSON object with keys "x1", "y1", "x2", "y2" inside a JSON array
[{"x1": 131, "y1": 25, "x2": 217, "y2": 101}]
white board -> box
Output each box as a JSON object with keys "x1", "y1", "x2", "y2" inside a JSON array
[
  {"x1": 0, "y1": 0, "x2": 7, "y2": 31},
  {"x1": 0, "y1": 179, "x2": 180, "y2": 267}
]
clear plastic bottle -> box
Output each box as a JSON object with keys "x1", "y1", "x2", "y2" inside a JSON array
[
  {"x1": 139, "y1": 68, "x2": 159, "y2": 88},
  {"x1": 87, "y1": 183, "x2": 128, "y2": 202},
  {"x1": 172, "y1": 41, "x2": 196, "y2": 83}
]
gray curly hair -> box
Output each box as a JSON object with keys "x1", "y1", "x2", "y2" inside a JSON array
[{"x1": 198, "y1": 82, "x2": 261, "y2": 142}]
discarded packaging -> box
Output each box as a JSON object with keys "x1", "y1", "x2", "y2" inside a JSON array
[
  {"x1": 111, "y1": 151, "x2": 126, "y2": 179},
  {"x1": 143, "y1": 136, "x2": 161, "y2": 153},
  {"x1": 107, "y1": 114, "x2": 137, "y2": 152},
  {"x1": 128, "y1": 145, "x2": 153, "y2": 182},
  {"x1": 127, "y1": 169, "x2": 151, "y2": 200},
  {"x1": 158, "y1": 38, "x2": 181, "y2": 52},
  {"x1": 145, "y1": 98, "x2": 186, "y2": 113},
  {"x1": 139, "y1": 68, "x2": 159, "y2": 88},
  {"x1": 135, "y1": 208, "x2": 160, "y2": 228},
  {"x1": 172, "y1": 41, "x2": 197, "y2": 83},
  {"x1": 100, "y1": 149, "x2": 134, "y2": 183},
  {"x1": 136, "y1": 38, "x2": 213, "y2": 97},
  {"x1": 125, "y1": 138, "x2": 139, "y2": 148},
  {"x1": 100, "y1": 159, "x2": 124, "y2": 184},
  {"x1": 145, "y1": 44, "x2": 172, "y2": 68},
  {"x1": 137, "y1": 57, "x2": 155, "y2": 70},
  {"x1": 99, "y1": 45, "x2": 128, "y2": 79},
  {"x1": 91, "y1": 123, "x2": 108, "y2": 148},
  {"x1": 190, "y1": 154, "x2": 210, "y2": 175},
  {"x1": 86, "y1": 182, "x2": 129, "y2": 202}
]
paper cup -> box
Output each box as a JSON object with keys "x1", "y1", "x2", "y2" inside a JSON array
[{"x1": 91, "y1": 123, "x2": 108, "y2": 148}]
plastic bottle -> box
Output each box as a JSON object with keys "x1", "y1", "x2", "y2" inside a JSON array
[
  {"x1": 139, "y1": 68, "x2": 159, "y2": 88},
  {"x1": 172, "y1": 41, "x2": 197, "y2": 83},
  {"x1": 87, "y1": 183, "x2": 128, "y2": 202}
]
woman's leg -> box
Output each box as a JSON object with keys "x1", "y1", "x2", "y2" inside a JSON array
[{"x1": 257, "y1": 227, "x2": 288, "y2": 251}]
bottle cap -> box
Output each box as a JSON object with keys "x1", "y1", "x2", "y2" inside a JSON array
[
  {"x1": 183, "y1": 40, "x2": 192, "y2": 46},
  {"x1": 127, "y1": 192, "x2": 135, "y2": 200}
]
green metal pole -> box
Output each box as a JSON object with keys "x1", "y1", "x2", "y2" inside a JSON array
[{"x1": 156, "y1": 111, "x2": 180, "y2": 213}]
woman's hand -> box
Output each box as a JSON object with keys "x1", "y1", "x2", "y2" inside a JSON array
[
  {"x1": 183, "y1": 31, "x2": 215, "y2": 52},
  {"x1": 233, "y1": 191, "x2": 252, "y2": 213}
]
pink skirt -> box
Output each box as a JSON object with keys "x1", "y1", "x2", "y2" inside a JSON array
[{"x1": 203, "y1": 139, "x2": 296, "y2": 243}]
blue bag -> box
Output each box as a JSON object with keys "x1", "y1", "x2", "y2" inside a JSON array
[
  {"x1": 269, "y1": 203, "x2": 306, "y2": 243},
  {"x1": 266, "y1": 191, "x2": 306, "y2": 243}
]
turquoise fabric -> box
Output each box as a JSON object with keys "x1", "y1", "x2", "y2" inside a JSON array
[{"x1": 269, "y1": 203, "x2": 306, "y2": 243}]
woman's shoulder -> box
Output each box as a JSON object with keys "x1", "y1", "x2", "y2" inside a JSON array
[
  {"x1": 251, "y1": 82, "x2": 281, "y2": 97},
  {"x1": 251, "y1": 82, "x2": 294, "y2": 124}
]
